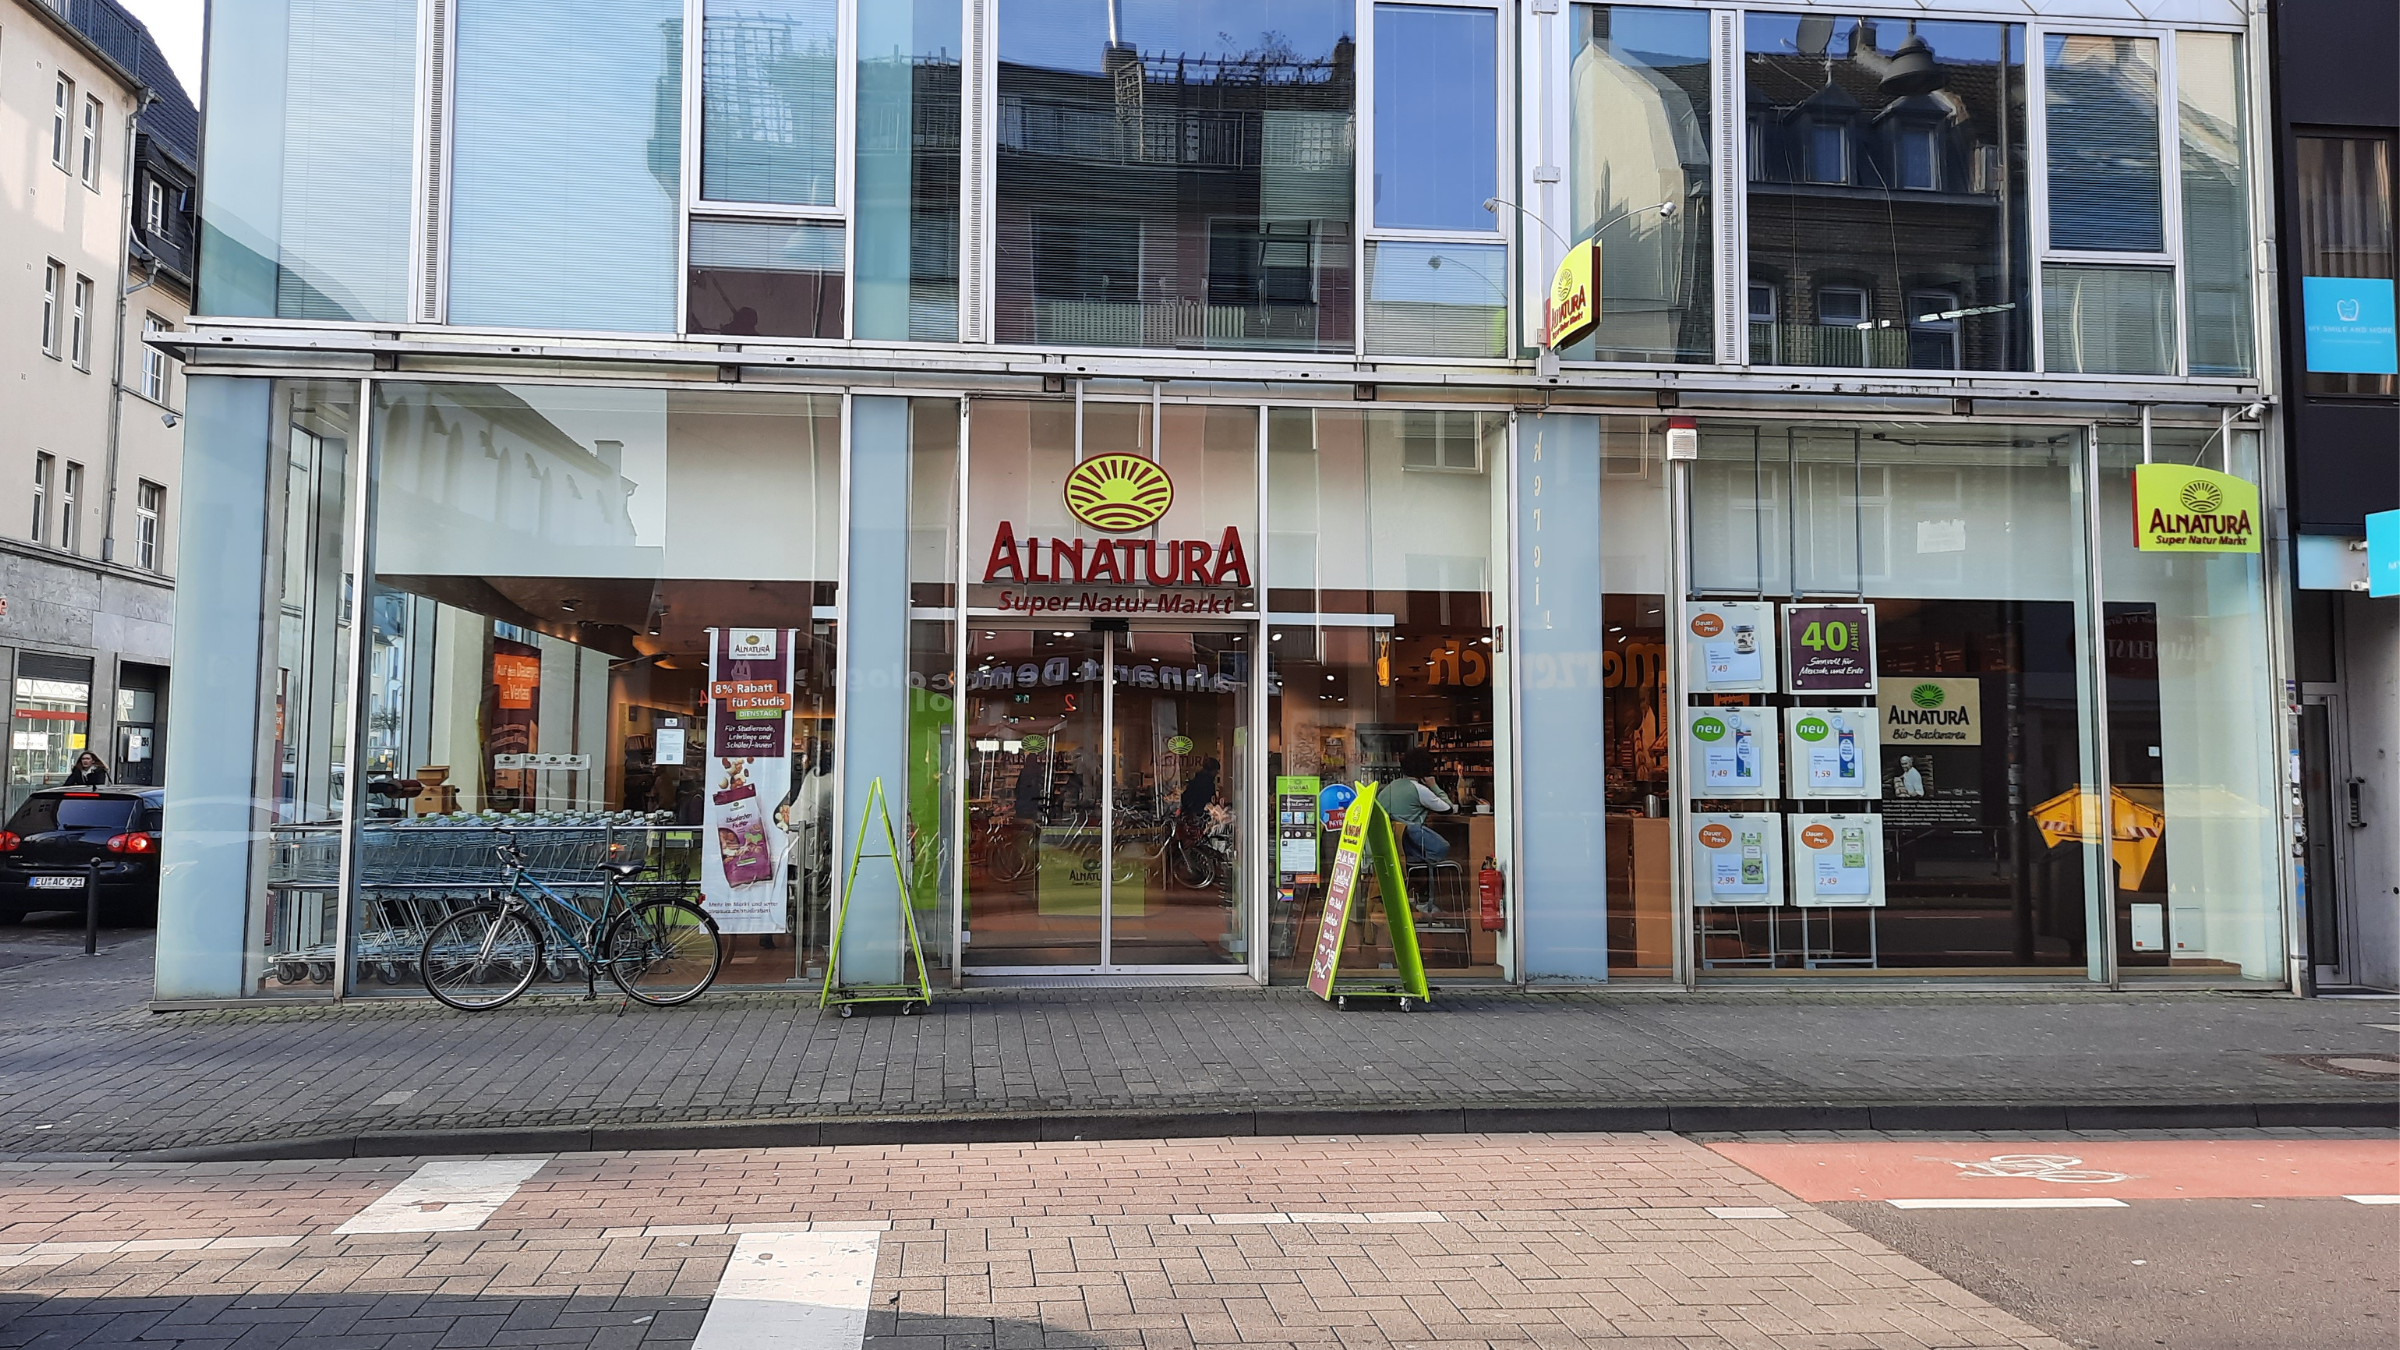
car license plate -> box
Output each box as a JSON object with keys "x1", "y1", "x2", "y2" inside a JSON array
[{"x1": 29, "y1": 875, "x2": 85, "y2": 890}]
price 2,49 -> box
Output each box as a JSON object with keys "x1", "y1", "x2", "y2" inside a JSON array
[{"x1": 1798, "y1": 620, "x2": 1858, "y2": 653}]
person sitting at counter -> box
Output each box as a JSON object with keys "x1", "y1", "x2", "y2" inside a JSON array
[{"x1": 1380, "y1": 748, "x2": 1456, "y2": 864}]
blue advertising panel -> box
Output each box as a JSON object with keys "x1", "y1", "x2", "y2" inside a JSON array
[
  {"x1": 2369, "y1": 510, "x2": 2399, "y2": 599},
  {"x1": 2302, "y1": 277, "x2": 2399, "y2": 374}
]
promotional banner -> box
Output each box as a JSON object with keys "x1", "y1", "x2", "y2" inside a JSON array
[
  {"x1": 1689, "y1": 813, "x2": 1785, "y2": 907},
  {"x1": 702, "y1": 627, "x2": 793, "y2": 933},
  {"x1": 1787, "y1": 814, "x2": 1886, "y2": 907},
  {"x1": 1781, "y1": 604, "x2": 1877, "y2": 693},
  {"x1": 2301, "y1": 276, "x2": 2397, "y2": 374},
  {"x1": 1688, "y1": 706, "x2": 1779, "y2": 799},
  {"x1": 1685, "y1": 601, "x2": 1777, "y2": 694},
  {"x1": 1784, "y1": 707, "x2": 1877, "y2": 799}
]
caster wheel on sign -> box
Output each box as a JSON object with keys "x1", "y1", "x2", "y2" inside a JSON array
[
  {"x1": 838, "y1": 1003, "x2": 855, "y2": 1019},
  {"x1": 899, "y1": 1001, "x2": 915, "y2": 1016},
  {"x1": 1335, "y1": 995, "x2": 1349, "y2": 1010},
  {"x1": 1398, "y1": 997, "x2": 1415, "y2": 1012}
]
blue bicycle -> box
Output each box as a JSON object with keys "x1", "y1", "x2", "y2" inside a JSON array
[{"x1": 418, "y1": 837, "x2": 724, "y2": 1010}]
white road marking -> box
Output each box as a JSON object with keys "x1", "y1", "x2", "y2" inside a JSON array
[
  {"x1": 2344, "y1": 1195, "x2": 2400, "y2": 1205},
  {"x1": 335, "y1": 1158, "x2": 548, "y2": 1234},
  {"x1": 1172, "y1": 1210, "x2": 1447, "y2": 1225},
  {"x1": 1888, "y1": 1197, "x2": 2130, "y2": 1210},
  {"x1": 693, "y1": 1230, "x2": 882, "y2": 1350},
  {"x1": 1707, "y1": 1207, "x2": 1789, "y2": 1220}
]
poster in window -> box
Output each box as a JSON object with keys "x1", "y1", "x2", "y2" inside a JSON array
[
  {"x1": 702, "y1": 628, "x2": 793, "y2": 933},
  {"x1": 1685, "y1": 601, "x2": 1776, "y2": 694},
  {"x1": 1688, "y1": 705, "x2": 1779, "y2": 799},
  {"x1": 1787, "y1": 813, "x2": 1885, "y2": 907},
  {"x1": 1690, "y1": 813, "x2": 1785, "y2": 906},
  {"x1": 1783, "y1": 706, "x2": 1877, "y2": 799}
]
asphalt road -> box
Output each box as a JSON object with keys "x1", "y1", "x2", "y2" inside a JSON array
[{"x1": 1835, "y1": 1195, "x2": 2398, "y2": 1350}]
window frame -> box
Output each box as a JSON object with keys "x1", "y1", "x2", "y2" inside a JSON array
[
  {"x1": 2290, "y1": 127, "x2": 2398, "y2": 400},
  {"x1": 136, "y1": 480, "x2": 164, "y2": 572},
  {"x1": 81, "y1": 95, "x2": 102, "y2": 188},
  {"x1": 142, "y1": 314, "x2": 171, "y2": 400},
  {"x1": 41, "y1": 262, "x2": 63, "y2": 357},
  {"x1": 678, "y1": 0, "x2": 860, "y2": 341},
  {"x1": 1358, "y1": 0, "x2": 1516, "y2": 359},
  {"x1": 32, "y1": 453, "x2": 54, "y2": 544},
  {"x1": 61, "y1": 461, "x2": 83, "y2": 554},
  {"x1": 51, "y1": 77, "x2": 73, "y2": 171},
  {"x1": 70, "y1": 276, "x2": 93, "y2": 370},
  {"x1": 145, "y1": 178, "x2": 167, "y2": 235}
]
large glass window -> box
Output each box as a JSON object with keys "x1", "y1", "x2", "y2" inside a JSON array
[
  {"x1": 701, "y1": 0, "x2": 840, "y2": 206},
  {"x1": 1745, "y1": 16, "x2": 2031, "y2": 371},
  {"x1": 993, "y1": 0, "x2": 1356, "y2": 352},
  {"x1": 2043, "y1": 263, "x2": 2176, "y2": 375},
  {"x1": 9, "y1": 655, "x2": 94, "y2": 817},
  {"x1": 855, "y1": 0, "x2": 964, "y2": 342},
  {"x1": 361, "y1": 385, "x2": 842, "y2": 991},
  {"x1": 1266, "y1": 407, "x2": 1510, "y2": 981},
  {"x1": 2176, "y1": 32, "x2": 2253, "y2": 378},
  {"x1": 450, "y1": 0, "x2": 684, "y2": 332},
  {"x1": 1564, "y1": 5, "x2": 1712, "y2": 364},
  {"x1": 2044, "y1": 34, "x2": 2164, "y2": 253},
  {"x1": 2295, "y1": 134, "x2": 2396, "y2": 398},
  {"x1": 196, "y1": 0, "x2": 416, "y2": 321},
  {"x1": 2096, "y1": 427, "x2": 2281, "y2": 983},
  {"x1": 1687, "y1": 421, "x2": 2104, "y2": 977},
  {"x1": 1372, "y1": 5, "x2": 1497, "y2": 232}
]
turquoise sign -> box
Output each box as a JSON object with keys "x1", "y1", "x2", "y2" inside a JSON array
[{"x1": 2302, "y1": 277, "x2": 2398, "y2": 375}]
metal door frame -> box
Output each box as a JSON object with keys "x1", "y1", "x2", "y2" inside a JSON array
[
  {"x1": 2299, "y1": 686, "x2": 2359, "y2": 987},
  {"x1": 958, "y1": 616, "x2": 1263, "y2": 978}
]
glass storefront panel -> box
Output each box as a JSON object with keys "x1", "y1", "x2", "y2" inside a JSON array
[
  {"x1": 1266, "y1": 408, "x2": 1509, "y2": 981},
  {"x1": 1745, "y1": 15, "x2": 2031, "y2": 372},
  {"x1": 8, "y1": 655, "x2": 94, "y2": 817},
  {"x1": 1599, "y1": 419, "x2": 1674, "y2": 975},
  {"x1": 1686, "y1": 420, "x2": 2104, "y2": 977},
  {"x1": 2097, "y1": 426, "x2": 2282, "y2": 983},
  {"x1": 359, "y1": 385, "x2": 842, "y2": 992},
  {"x1": 253, "y1": 381, "x2": 361, "y2": 994},
  {"x1": 1564, "y1": 5, "x2": 1714, "y2": 365},
  {"x1": 856, "y1": 0, "x2": 965, "y2": 342},
  {"x1": 994, "y1": 0, "x2": 1357, "y2": 352}
]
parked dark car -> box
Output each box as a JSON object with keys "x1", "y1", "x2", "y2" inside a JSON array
[{"x1": 0, "y1": 788, "x2": 163, "y2": 925}]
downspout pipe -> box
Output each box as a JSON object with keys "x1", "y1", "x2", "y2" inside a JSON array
[{"x1": 102, "y1": 87, "x2": 158, "y2": 564}]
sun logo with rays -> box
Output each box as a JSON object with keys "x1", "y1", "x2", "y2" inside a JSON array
[{"x1": 1063, "y1": 453, "x2": 1174, "y2": 533}]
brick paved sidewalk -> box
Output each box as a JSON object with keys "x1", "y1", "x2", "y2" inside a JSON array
[
  {"x1": 0, "y1": 937, "x2": 2389, "y2": 1158},
  {"x1": 0, "y1": 1133, "x2": 2082, "y2": 1349}
]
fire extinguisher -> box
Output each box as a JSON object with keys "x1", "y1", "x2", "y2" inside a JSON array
[{"x1": 1478, "y1": 856, "x2": 1505, "y2": 932}]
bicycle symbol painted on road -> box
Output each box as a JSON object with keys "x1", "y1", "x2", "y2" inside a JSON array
[{"x1": 1939, "y1": 1154, "x2": 2131, "y2": 1184}]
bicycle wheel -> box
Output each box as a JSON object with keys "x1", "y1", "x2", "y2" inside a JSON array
[
  {"x1": 419, "y1": 907, "x2": 543, "y2": 1011},
  {"x1": 600, "y1": 899, "x2": 723, "y2": 1006},
  {"x1": 993, "y1": 828, "x2": 1038, "y2": 883},
  {"x1": 1169, "y1": 840, "x2": 1218, "y2": 890}
]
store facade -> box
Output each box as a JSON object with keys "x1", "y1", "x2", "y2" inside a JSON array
[{"x1": 156, "y1": 0, "x2": 2298, "y2": 1001}]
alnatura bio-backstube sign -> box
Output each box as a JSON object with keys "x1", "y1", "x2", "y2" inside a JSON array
[
  {"x1": 2132, "y1": 464, "x2": 2258, "y2": 553},
  {"x1": 1545, "y1": 238, "x2": 1598, "y2": 349}
]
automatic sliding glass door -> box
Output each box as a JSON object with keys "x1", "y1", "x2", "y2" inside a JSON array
[{"x1": 962, "y1": 625, "x2": 1250, "y2": 973}]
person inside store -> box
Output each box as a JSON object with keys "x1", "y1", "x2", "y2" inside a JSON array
[
  {"x1": 1179, "y1": 757, "x2": 1221, "y2": 822},
  {"x1": 1380, "y1": 749, "x2": 1454, "y2": 862},
  {"x1": 64, "y1": 752, "x2": 109, "y2": 787}
]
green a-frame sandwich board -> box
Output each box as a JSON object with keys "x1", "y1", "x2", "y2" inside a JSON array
[
  {"x1": 820, "y1": 776, "x2": 935, "y2": 1017},
  {"x1": 1304, "y1": 780, "x2": 1433, "y2": 1010}
]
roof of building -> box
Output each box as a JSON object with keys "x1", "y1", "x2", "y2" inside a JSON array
[{"x1": 55, "y1": 0, "x2": 198, "y2": 166}]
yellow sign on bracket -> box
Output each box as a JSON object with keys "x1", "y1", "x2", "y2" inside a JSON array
[
  {"x1": 2132, "y1": 464, "x2": 2259, "y2": 553},
  {"x1": 1545, "y1": 238, "x2": 1598, "y2": 349}
]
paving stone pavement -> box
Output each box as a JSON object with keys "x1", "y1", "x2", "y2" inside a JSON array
[
  {"x1": 0, "y1": 938, "x2": 2390, "y2": 1156},
  {"x1": 0, "y1": 1132, "x2": 2087, "y2": 1349}
]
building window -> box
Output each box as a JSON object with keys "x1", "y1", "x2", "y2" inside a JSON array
[
  {"x1": 145, "y1": 179, "x2": 166, "y2": 235},
  {"x1": 2295, "y1": 132, "x2": 2396, "y2": 398},
  {"x1": 2177, "y1": 32, "x2": 2254, "y2": 378},
  {"x1": 993, "y1": 0, "x2": 1357, "y2": 354},
  {"x1": 1366, "y1": 2, "x2": 1505, "y2": 358},
  {"x1": 686, "y1": 218, "x2": 847, "y2": 338},
  {"x1": 136, "y1": 481, "x2": 164, "y2": 571},
  {"x1": 1747, "y1": 282, "x2": 1778, "y2": 362},
  {"x1": 32, "y1": 454, "x2": 53, "y2": 543},
  {"x1": 70, "y1": 277, "x2": 93, "y2": 369},
  {"x1": 2042, "y1": 263, "x2": 2177, "y2": 375},
  {"x1": 1908, "y1": 289, "x2": 1961, "y2": 369},
  {"x1": 1563, "y1": 4, "x2": 1716, "y2": 365},
  {"x1": 41, "y1": 262, "x2": 64, "y2": 356},
  {"x1": 2044, "y1": 34, "x2": 2164, "y2": 253},
  {"x1": 81, "y1": 96, "x2": 101, "y2": 187},
  {"x1": 700, "y1": 0, "x2": 839, "y2": 207},
  {"x1": 142, "y1": 315, "x2": 170, "y2": 400},
  {"x1": 1745, "y1": 14, "x2": 2031, "y2": 372},
  {"x1": 60, "y1": 463, "x2": 83, "y2": 554},
  {"x1": 51, "y1": 78, "x2": 72, "y2": 170},
  {"x1": 1814, "y1": 284, "x2": 1870, "y2": 367}
]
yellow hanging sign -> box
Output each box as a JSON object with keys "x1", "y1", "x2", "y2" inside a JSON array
[
  {"x1": 2132, "y1": 464, "x2": 2259, "y2": 553},
  {"x1": 1545, "y1": 238, "x2": 1599, "y2": 349}
]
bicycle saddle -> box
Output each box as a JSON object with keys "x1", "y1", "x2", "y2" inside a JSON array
[{"x1": 599, "y1": 861, "x2": 650, "y2": 879}]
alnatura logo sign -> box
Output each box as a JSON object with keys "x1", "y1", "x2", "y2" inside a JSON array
[
  {"x1": 1545, "y1": 238, "x2": 1598, "y2": 349},
  {"x1": 1880, "y1": 676, "x2": 1981, "y2": 745},
  {"x1": 1064, "y1": 453, "x2": 1174, "y2": 533},
  {"x1": 2132, "y1": 464, "x2": 2258, "y2": 553}
]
